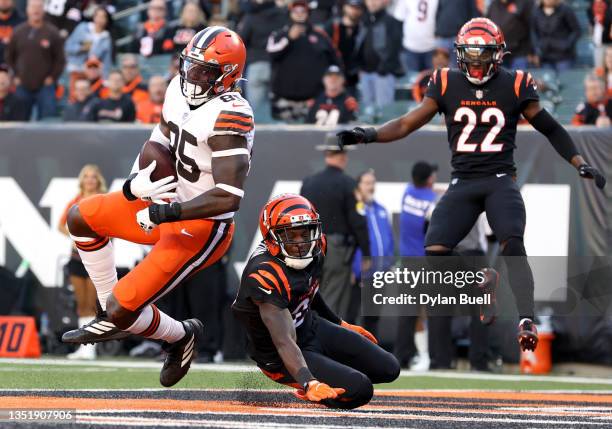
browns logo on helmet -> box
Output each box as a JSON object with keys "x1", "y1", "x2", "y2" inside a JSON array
[
  {"x1": 259, "y1": 194, "x2": 324, "y2": 270},
  {"x1": 180, "y1": 26, "x2": 246, "y2": 106},
  {"x1": 455, "y1": 18, "x2": 507, "y2": 85}
]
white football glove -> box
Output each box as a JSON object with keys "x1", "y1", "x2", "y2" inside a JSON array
[
  {"x1": 136, "y1": 207, "x2": 157, "y2": 233},
  {"x1": 130, "y1": 161, "x2": 177, "y2": 201}
]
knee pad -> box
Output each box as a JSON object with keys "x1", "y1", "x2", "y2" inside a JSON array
[{"x1": 501, "y1": 237, "x2": 526, "y2": 256}]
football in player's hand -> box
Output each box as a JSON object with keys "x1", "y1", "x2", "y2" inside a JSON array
[{"x1": 139, "y1": 140, "x2": 177, "y2": 182}]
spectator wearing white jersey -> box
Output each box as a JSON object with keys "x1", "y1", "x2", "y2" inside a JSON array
[{"x1": 391, "y1": 0, "x2": 439, "y2": 72}]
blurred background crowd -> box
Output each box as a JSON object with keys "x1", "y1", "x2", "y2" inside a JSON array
[{"x1": 0, "y1": 0, "x2": 610, "y2": 126}]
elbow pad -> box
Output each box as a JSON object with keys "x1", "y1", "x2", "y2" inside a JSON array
[{"x1": 529, "y1": 109, "x2": 579, "y2": 162}]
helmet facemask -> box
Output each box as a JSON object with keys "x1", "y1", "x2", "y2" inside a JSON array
[
  {"x1": 269, "y1": 219, "x2": 322, "y2": 270},
  {"x1": 179, "y1": 54, "x2": 237, "y2": 106},
  {"x1": 455, "y1": 44, "x2": 505, "y2": 85}
]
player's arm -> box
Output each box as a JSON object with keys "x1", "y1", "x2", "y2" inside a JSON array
[
  {"x1": 257, "y1": 301, "x2": 344, "y2": 400},
  {"x1": 336, "y1": 97, "x2": 439, "y2": 148},
  {"x1": 523, "y1": 101, "x2": 606, "y2": 189}
]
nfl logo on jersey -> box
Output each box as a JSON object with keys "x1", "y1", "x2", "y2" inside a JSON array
[{"x1": 475, "y1": 90, "x2": 484, "y2": 100}]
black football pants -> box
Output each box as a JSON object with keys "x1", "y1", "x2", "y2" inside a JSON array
[{"x1": 260, "y1": 314, "x2": 400, "y2": 409}]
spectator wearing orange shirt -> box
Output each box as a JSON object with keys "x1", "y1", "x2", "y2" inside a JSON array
[
  {"x1": 136, "y1": 74, "x2": 166, "y2": 123},
  {"x1": 572, "y1": 74, "x2": 611, "y2": 127},
  {"x1": 0, "y1": 0, "x2": 23, "y2": 64},
  {"x1": 162, "y1": 1, "x2": 207, "y2": 54},
  {"x1": 133, "y1": 0, "x2": 168, "y2": 57},
  {"x1": 99, "y1": 54, "x2": 148, "y2": 104}
]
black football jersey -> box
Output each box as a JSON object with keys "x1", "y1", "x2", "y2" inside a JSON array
[
  {"x1": 425, "y1": 67, "x2": 539, "y2": 178},
  {"x1": 231, "y1": 243, "x2": 323, "y2": 367}
]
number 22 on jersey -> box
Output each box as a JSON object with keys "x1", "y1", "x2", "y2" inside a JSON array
[{"x1": 454, "y1": 107, "x2": 505, "y2": 153}]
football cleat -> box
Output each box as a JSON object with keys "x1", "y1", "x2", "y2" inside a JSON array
[
  {"x1": 478, "y1": 268, "x2": 499, "y2": 325},
  {"x1": 517, "y1": 318, "x2": 539, "y2": 352},
  {"x1": 62, "y1": 312, "x2": 130, "y2": 344},
  {"x1": 159, "y1": 318, "x2": 203, "y2": 387}
]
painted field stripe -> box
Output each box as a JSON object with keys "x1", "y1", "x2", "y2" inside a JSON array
[
  {"x1": 398, "y1": 370, "x2": 612, "y2": 385},
  {"x1": 374, "y1": 391, "x2": 612, "y2": 403}
]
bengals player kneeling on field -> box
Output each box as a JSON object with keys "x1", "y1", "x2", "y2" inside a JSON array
[
  {"x1": 232, "y1": 194, "x2": 400, "y2": 409},
  {"x1": 337, "y1": 18, "x2": 606, "y2": 352},
  {"x1": 62, "y1": 27, "x2": 254, "y2": 387}
]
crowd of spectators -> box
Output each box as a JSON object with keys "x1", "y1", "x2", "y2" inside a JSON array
[{"x1": 0, "y1": 0, "x2": 608, "y2": 127}]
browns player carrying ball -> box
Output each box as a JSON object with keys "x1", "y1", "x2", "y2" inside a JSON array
[
  {"x1": 337, "y1": 18, "x2": 606, "y2": 352},
  {"x1": 62, "y1": 27, "x2": 253, "y2": 387}
]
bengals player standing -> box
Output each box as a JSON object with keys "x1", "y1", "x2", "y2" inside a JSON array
[
  {"x1": 337, "y1": 18, "x2": 606, "y2": 352},
  {"x1": 62, "y1": 27, "x2": 254, "y2": 387},
  {"x1": 232, "y1": 194, "x2": 399, "y2": 409}
]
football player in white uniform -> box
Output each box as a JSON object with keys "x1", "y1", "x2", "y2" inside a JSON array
[{"x1": 62, "y1": 27, "x2": 253, "y2": 387}]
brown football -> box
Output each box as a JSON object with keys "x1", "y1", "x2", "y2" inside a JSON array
[{"x1": 139, "y1": 140, "x2": 177, "y2": 182}]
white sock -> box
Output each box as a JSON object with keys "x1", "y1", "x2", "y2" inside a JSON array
[
  {"x1": 415, "y1": 329, "x2": 429, "y2": 355},
  {"x1": 126, "y1": 305, "x2": 186, "y2": 343},
  {"x1": 78, "y1": 316, "x2": 95, "y2": 327},
  {"x1": 73, "y1": 237, "x2": 117, "y2": 311}
]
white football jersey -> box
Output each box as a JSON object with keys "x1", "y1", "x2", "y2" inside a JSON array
[{"x1": 152, "y1": 75, "x2": 255, "y2": 220}]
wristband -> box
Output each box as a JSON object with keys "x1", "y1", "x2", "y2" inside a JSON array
[
  {"x1": 358, "y1": 127, "x2": 378, "y2": 143},
  {"x1": 149, "y1": 202, "x2": 182, "y2": 224},
  {"x1": 296, "y1": 367, "x2": 315, "y2": 390},
  {"x1": 122, "y1": 173, "x2": 138, "y2": 201}
]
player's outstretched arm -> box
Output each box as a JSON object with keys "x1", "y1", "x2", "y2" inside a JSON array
[
  {"x1": 523, "y1": 101, "x2": 606, "y2": 189},
  {"x1": 337, "y1": 97, "x2": 438, "y2": 148},
  {"x1": 258, "y1": 302, "x2": 345, "y2": 401}
]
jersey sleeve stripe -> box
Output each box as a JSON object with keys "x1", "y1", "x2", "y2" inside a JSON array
[
  {"x1": 219, "y1": 110, "x2": 252, "y2": 120},
  {"x1": 216, "y1": 117, "x2": 253, "y2": 127},
  {"x1": 213, "y1": 125, "x2": 254, "y2": 133},
  {"x1": 249, "y1": 273, "x2": 274, "y2": 290},
  {"x1": 262, "y1": 261, "x2": 291, "y2": 301},
  {"x1": 441, "y1": 68, "x2": 449, "y2": 96},
  {"x1": 514, "y1": 70, "x2": 524, "y2": 98},
  {"x1": 257, "y1": 269, "x2": 282, "y2": 295}
]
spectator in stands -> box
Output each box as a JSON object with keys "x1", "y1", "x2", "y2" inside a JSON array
[
  {"x1": 163, "y1": 1, "x2": 207, "y2": 54},
  {"x1": 63, "y1": 77, "x2": 97, "y2": 121},
  {"x1": 0, "y1": 65, "x2": 27, "y2": 120},
  {"x1": 587, "y1": 0, "x2": 611, "y2": 68},
  {"x1": 134, "y1": 0, "x2": 168, "y2": 57},
  {"x1": 100, "y1": 54, "x2": 148, "y2": 104},
  {"x1": 531, "y1": 0, "x2": 581, "y2": 72},
  {"x1": 58, "y1": 164, "x2": 107, "y2": 360},
  {"x1": 267, "y1": 0, "x2": 339, "y2": 122},
  {"x1": 238, "y1": 0, "x2": 288, "y2": 115},
  {"x1": 487, "y1": 0, "x2": 534, "y2": 70},
  {"x1": 5, "y1": 0, "x2": 65, "y2": 119},
  {"x1": 323, "y1": 0, "x2": 364, "y2": 91},
  {"x1": 166, "y1": 53, "x2": 180, "y2": 83},
  {"x1": 65, "y1": 7, "x2": 113, "y2": 78},
  {"x1": 392, "y1": 0, "x2": 438, "y2": 72},
  {"x1": 596, "y1": 45, "x2": 612, "y2": 97},
  {"x1": 44, "y1": 0, "x2": 87, "y2": 38},
  {"x1": 136, "y1": 74, "x2": 166, "y2": 124},
  {"x1": 309, "y1": 0, "x2": 336, "y2": 25},
  {"x1": 83, "y1": 57, "x2": 104, "y2": 98},
  {"x1": 0, "y1": 0, "x2": 23, "y2": 64},
  {"x1": 435, "y1": 0, "x2": 480, "y2": 65},
  {"x1": 354, "y1": 0, "x2": 403, "y2": 122},
  {"x1": 572, "y1": 74, "x2": 611, "y2": 127},
  {"x1": 90, "y1": 69, "x2": 135, "y2": 122},
  {"x1": 306, "y1": 64, "x2": 358, "y2": 125},
  {"x1": 412, "y1": 47, "x2": 450, "y2": 103}
]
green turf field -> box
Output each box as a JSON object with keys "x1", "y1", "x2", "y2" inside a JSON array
[{"x1": 2, "y1": 361, "x2": 612, "y2": 391}]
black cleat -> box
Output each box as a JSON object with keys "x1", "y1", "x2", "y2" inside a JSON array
[
  {"x1": 62, "y1": 312, "x2": 130, "y2": 344},
  {"x1": 518, "y1": 318, "x2": 539, "y2": 352},
  {"x1": 478, "y1": 268, "x2": 499, "y2": 325},
  {"x1": 159, "y1": 318, "x2": 203, "y2": 387}
]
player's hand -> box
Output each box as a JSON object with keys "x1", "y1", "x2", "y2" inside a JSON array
[
  {"x1": 341, "y1": 320, "x2": 378, "y2": 344},
  {"x1": 295, "y1": 380, "x2": 345, "y2": 402},
  {"x1": 578, "y1": 164, "x2": 606, "y2": 189},
  {"x1": 336, "y1": 127, "x2": 377, "y2": 149},
  {"x1": 136, "y1": 206, "x2": 158, "y2": 233},
  {"x1": 130, "y1": 161, "x2": 178, "y2": 201}
]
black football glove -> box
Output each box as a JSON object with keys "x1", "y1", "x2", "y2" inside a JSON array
[
  {"x1": 578, "y1": 164, "x2": 606, "y2": 189},
  {"x1": 336, "y1": 127, "x2": 377, "y2": 150}
]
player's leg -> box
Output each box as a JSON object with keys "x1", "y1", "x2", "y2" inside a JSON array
[
  {"x1": 106, "y1": 219, "x2": 234, "y2": 386},
  {"x1": 67, "y1": 191, "x2": 158, "y2": 311},
  {"x1": 484, "y1": 176, "x2": 537, "y2": 351},
  {"x1": 314, "y1": 316, "x2": 400, "y2": 387}
]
